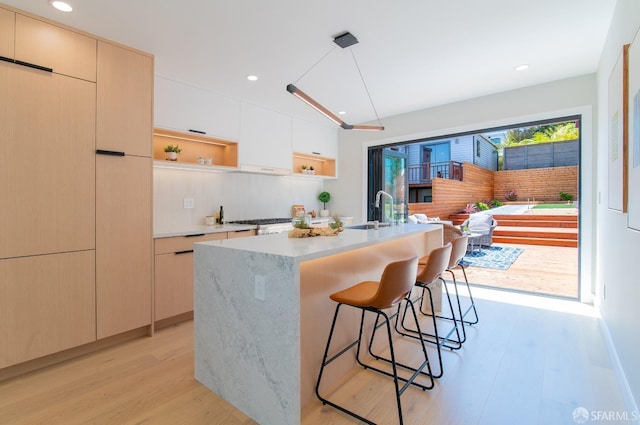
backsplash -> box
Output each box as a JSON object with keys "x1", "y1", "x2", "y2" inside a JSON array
[{"x1": 153, "y1": 168, "x2": 324, "y2": 232}]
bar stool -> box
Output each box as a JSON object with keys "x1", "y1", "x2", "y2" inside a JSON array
[
  {"x1": 446, "y1": 235, "x2": 479, "y2": 328},
  {"x1": 396, "y1": 243, "x2": 460, "y2": 378},
  {"x1": 417, "y1": 236, "x2": 479, "y2": 345},
  {"x1": 315, "y1": 256, "x2": 434, "y2": 425}
]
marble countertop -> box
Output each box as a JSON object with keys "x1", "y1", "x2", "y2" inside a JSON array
[
  {"x1": 154, "y1": 223, "x2": 257, "y2": 238},
  {"x1": 196, "y1": 223, "x2": 441, "y2": 262}
]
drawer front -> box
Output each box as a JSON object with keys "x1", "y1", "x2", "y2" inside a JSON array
[
  {"x1": 227, "y1": 229, "x2": 257, "y2": 239},
  {"x1": 154, "y1": 251, "x2": 194, "y2": 321},
  {"x1": 154, "y1": 233, "x2": 226, "y2": 254}
]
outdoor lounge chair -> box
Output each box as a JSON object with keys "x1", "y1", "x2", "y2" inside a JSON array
[{"x1": 461, "y1": 215, "x2": 498, "y2": 247}]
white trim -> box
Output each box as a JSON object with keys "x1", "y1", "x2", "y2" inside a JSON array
[{"x1": 595, "y1": 300, "x2": 640, "y2": 422}]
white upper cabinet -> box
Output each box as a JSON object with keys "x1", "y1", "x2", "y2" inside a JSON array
[
  {"x1": 239, "y1": 102, "x2": 292, "y2": 174},
  {"x1": 154, "y1": 76, "x2": 240, "y2": 140},
  {"x1": 292, "y1": 118, "x2": 338, "y2": 158}
]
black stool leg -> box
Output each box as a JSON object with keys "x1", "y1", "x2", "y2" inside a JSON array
[
  {"x1": 317, "y1": 301, "x2": 434, "y2": 425},
  {"x1": 368, "y1": 300, "x2": 436, "y2": 386},
  {"x1": 316, "y1": 304, "x2": 376, "y2": 425},
  {"x1": 456, "y1": 264, "x2": 479, "y2": 325}
]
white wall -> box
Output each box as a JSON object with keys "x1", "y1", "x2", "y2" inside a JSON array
[
  {"x1": 595, "y1": 0, "x2": 640, "y2": 408},
  {"x1": 154, "y1": 169, "x2": 323, "y2": 232}
]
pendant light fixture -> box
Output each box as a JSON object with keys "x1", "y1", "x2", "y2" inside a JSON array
[{"x1": 287, "y1": 32, "x2": 384, "y2": 131}]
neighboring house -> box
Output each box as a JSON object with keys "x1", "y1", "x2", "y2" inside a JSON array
[{"x1": 407, "y1": 134, "x2": 498, "y2": 202}]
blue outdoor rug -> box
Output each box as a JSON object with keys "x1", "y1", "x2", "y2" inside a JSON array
[{"x1": 460, "y1": 246, "x2": 524, "y2": 270}]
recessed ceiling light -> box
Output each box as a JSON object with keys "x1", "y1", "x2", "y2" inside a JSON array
[
  {"x1": 515, "y1": 64, "x2": 529, "y2": 71},
  {"x1": 49, "y1": 0, "x2": 73, "y2": 12},
  {"x1": 246, "y1": 75, "x2": 258, "y2": 81},
  {"x1": 338, "y1": 111, "x2": 346, "y2": 115}
]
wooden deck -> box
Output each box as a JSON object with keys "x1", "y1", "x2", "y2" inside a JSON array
[{"x1": 459, "y1": 242, "x2": 579, "y2": 298}]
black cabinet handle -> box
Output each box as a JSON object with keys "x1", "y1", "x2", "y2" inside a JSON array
[
  {"x1": 188, "y1": 129, "x2": 206, "y2": 135},
  {"x1": 0, "y1": 56, "x2": 53, "y2": 73},
  {"x1": 233, "y1": 229, "x2": 251, "y2": 233},
  {"x1": 96, "y1": 149, "x2": 125, "y2": 156},
  {"x1": 15, "y1": 60, "x2": 53, "y2": 73},
  {"x1": 312, "y1": 151, "x2": 322, "y2": 156},
  {"x1": 174, "y1": 250, "x2": 194, "y2": 255},
  {"x1": 185, "y1": 233, "x2": 205, "y2": 238}
]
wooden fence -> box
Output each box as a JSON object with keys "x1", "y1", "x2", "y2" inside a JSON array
[{"x1": 409, "y1": 163, "x2": 578, "y2": 218}]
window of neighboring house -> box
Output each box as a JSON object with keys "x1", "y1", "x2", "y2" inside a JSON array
[{"x1": 476, "y1": 138, "x2": 481, "y2": 157}]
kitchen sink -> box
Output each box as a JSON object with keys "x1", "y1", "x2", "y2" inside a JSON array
[{"x1": 348, "y1": 222, "x2": 392, "y2": 230}]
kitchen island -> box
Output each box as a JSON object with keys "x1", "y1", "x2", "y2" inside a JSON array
[{"x1": 193, "y1": 223, "x2": 442, "y2": 425}]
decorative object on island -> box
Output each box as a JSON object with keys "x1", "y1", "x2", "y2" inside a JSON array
[
  {"x1": 318, "y1": 191, "x2": 331, "y2": 217},
  {"x1": 330, "y1": 215, "x2": 343, "y2": 230},
  {"x1": 218, "y1": 206, "x2": 224, "y2": 224},
  {"x1": 164, "y1": 144, "x2": 182, "y2": 161},
  {"x1": 288, "y1": 226, "x2": 342, "y2": 238},
  {"x1": 292, "y1": 205, "x2": 305, "y2": 218},
  {"x1": 285, "y1": 32, "x2": 384, "y2": 131}
]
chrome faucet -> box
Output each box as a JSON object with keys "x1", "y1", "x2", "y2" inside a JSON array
[{"x1": 375, "y1": 190, "x2": 395, "y2": 225}]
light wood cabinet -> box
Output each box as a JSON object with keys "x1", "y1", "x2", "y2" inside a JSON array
[
  {"x1": 292, "y1": 152, "x2": 337, "y2": 178},
  {"x1": 0, "y1": 7, "x2": 14, "y2": 59},
  {"x1": 0, "y1": 251, "x2": 96, "y2": 369},
  {"x1": 153, "y1": 128, "x2": 238, "y2": 170},
  {"x1": 154, "y1": 233, "x2": 226, "y2": 322},
  {"x1": 0, "y1": 61, "x2": 95, "y2": 260},
  {"x1": 96, "y1": 155, "x2": 152, "y2": 339},
  {"x1": 14, "y1": 13, "x2": 96, "y2": 81},
  {"x1": 0, "y1": 4, "x2": 154, "y2": 375},
  {"x1": 95, "y1": 41, "x2": 153, "y2": 339},
  {"x1": 97, "y1": 41, "x2": 153, "y2": 157},
  {"x1": 227, "y1": 229, "x2": 257, "y2": 238},
  {"x1": 154, "y1": 230, "x2": 256, "y2": 323}
]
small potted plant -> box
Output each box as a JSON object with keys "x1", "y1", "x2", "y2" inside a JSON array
[
  {"x1": 309, "y1": 165, "x2": 315, "y2": 175},
  {"x1": 164, "y1": 144, "x2": 182, "y2": 161},
  {"x1": 330, "y1": 214, "x2": 343, "y2": 230},
  {"x1": 301, "y1": 164, "x2": 307, "y2": 174},
  {"x1": 505, "y1": 189, "x2": 518, "y2": 201},
  {"x1": 318, "y1": 191, "x2": 330, "y2": 217}
]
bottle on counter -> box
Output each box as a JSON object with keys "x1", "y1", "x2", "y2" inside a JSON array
[{"x1": 219, "y1": 206, "x2": 224, "y2": 224}]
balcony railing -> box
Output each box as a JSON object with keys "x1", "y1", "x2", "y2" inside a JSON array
[{"x1": 408, "y1": 161, "x2": 463, "y2": 184}]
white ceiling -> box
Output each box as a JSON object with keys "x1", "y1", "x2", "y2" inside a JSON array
[{"x1": 5, "y1": 0, "x2": 617, "y2": 128}]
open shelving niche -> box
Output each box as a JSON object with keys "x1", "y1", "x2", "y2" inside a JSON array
[
  {"x1": 153, "y1": 128, "x2": 238, "y2": 172},
  {"x1": 292, "y1": 152, "x2": 336, "y2": 179}
]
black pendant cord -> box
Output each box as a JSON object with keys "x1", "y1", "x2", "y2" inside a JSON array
[
  {"x1": 350, "y1": 49, "x2": 384, "y2": 128},
  {"x1": 293, "y1": 45, "x2": 338, "y2": 85}
]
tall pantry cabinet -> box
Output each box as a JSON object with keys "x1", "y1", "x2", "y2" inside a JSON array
[
  {"x1": 96, "y1": 41, "x2": 153, "y2": 339},
  {"x1": 0, "y1": 6, "x2": 153, "y2": 370}
]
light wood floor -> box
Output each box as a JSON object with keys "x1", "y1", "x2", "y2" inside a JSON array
[
  {"x1": 0, "y1": 288, "x2": 628, "y2": 425},
  {"x1": 462, "y1": 243, "x2": 579, "y2": 298}
]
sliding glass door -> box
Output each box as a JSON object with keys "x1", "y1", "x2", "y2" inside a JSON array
[{"x1": 382, "y1": 148, "x2": 408, "y2": 223}]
